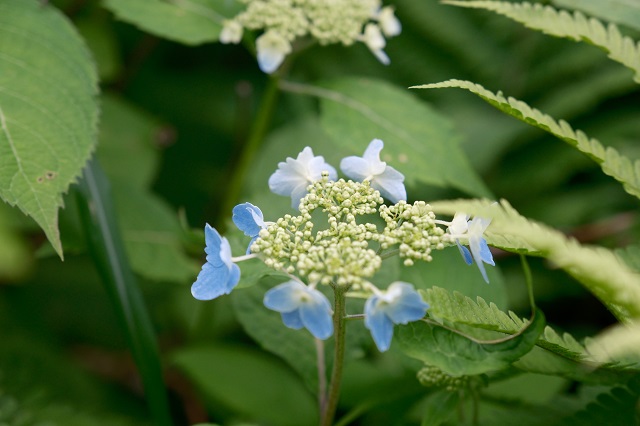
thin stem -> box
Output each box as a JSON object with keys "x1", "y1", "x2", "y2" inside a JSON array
[
  {"x1": 320, "y1": 286, "x2": 348, "y2": 426},
  {"x1": 315, "y1": 338, "x2": 327, "y2": 412},
  {"x1": 220, "y1": 76, "x2": 280, "y2": 227},
  {"x1": 520, "y1": 254, "x2": 536, "y2": 311}
]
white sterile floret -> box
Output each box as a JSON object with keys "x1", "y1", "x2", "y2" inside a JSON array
[
  {"x1": 256, "y1": 30, "x2": 292, "y2": 73},
  {"x1": 360, "y1": 23, "x2": 389, "y2": 65},
  {"x1": 220, "y1": 20, "x2": 243, "y2": 44},
  {"x1": 376, "y1": 6, "x2": 401, "y2": 37}
]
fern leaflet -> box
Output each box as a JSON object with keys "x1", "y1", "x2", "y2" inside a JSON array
[{"x1": 444, "y1": 1, "x2": 640, "y2": 83}]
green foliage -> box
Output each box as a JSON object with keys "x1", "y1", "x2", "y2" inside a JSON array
[
  {"x1": 429, "y1": 198, "x2": 640, "y2": 320},
  {"x1": 445, "y1": 1, "x2": 640, "y2": 83},
  {"x1": 553, "y1": 0, "x2": 640, "y2": 31},
  {"x1": 103, "y1": 0, "x2": 242, "y2": 45},
  {"x1": 413, "y1": 79, "x2": 640, "y2": 200},
  {"x1": 172, "y1": 345, "x2": 319, "y2": 426},
  {"x1": 0, "y1": 0, "x2": 98, "y2": 257}
]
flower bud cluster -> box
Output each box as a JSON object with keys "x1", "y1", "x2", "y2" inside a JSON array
[
  {"x1": 378, "y1": 201, "x2": 451, "y2": 266},
  {"x1": 417, "y1": 365, "x2": 472, "y2": 392}
]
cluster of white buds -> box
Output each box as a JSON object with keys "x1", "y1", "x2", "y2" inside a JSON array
[{"x1": 219, "y1": 0, "x2": 402, "y2": 73}]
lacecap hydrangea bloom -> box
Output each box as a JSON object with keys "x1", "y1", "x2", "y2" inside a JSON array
[
  {"x1": 219, "y1": 0, "x2": 402, "y2": 73},
  {"x1": 191, "y1": 138, "x2": 495, "y2": 350}
]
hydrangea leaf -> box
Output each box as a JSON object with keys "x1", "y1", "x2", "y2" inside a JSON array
[
  {"x1": 0, "y1": 0, "x2": 99, "y2": 258},
  {"x1": 396, "y1": 308, "x2": 545, "y2": 376},
  {"x1": 280, "y1": 78, "x2": 491, "y2": 197},
  {"x1": 103, "y1": 0, "x2": 243, "y2": 45}
]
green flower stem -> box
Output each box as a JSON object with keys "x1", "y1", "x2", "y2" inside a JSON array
[
  {"x1": 320, "y1": 286, "x2": 348, "y2": 426},
  {"x1": 75, "y1": 158, "x2": 172, "y2": 426},
  {"x1": 221, "y1": 75, "x2": 280, "y2": 226}
]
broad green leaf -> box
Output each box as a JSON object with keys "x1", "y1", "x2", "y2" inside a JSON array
[
  {"x1": 444, "y1": 1, "x2": 640, "y2": 83},
  {"x1": 418, "y1": 390, "x2": 460, "y2": 426},
  {"x1": 553, "y1": 0, "x2": 640, "y2": 32},
  {"x1": 0, "y1": 0, "x2": 99, "y2": 257},
  {"x1": 172, "y1": 344, "x2": 318, "y2": 426},
  {"x1": 397, "y1": 308, "x2": 545, "y2": 376},
  {"x1": 279, "y1": 78, "x2": 491, "y2": 197},
  {"x1": 103, "y1": 0, "x2": 243, "y2": 45},
  {"x1": 413, "y1": 80, "x2": 640, "y2": 200},
  {"x1": 428, "y1": 198, "x2": 640, "y2": 320},
  {"x1": 586, "y1": 321, "x2": 640, "y2": 366},
  {"x1": 423, "y1": 286, "x2": 589, "y2": 362}
]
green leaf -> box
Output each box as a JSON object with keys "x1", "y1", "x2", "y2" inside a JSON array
[
  {"x1": 413, "y1": 80, "x2": 640, "y2": 200},
  {"x1": 279, "y1": 78, "x2": 491, "y2": 197},
  {"x1": 553, "y1": 0, "x2": 640, "y2": 32},
  {"x1": 172, "y1": 345, "x2": 318, "y2": 426},
  {"x1": 586, "y1": 321, "x2": 640, "y2": 366},
  {"x1": 396, "y1": 308, "x2": 545, "y2": 376},
  {"x1": 423, "y1": 286, "x2": 589, "y2": 362},
  {"x1": 444, "y1": 1, "x2": 640, "y2": 83},
  {"x1": 0, "y1": 0, "x2": 99, "y2": 258},
  {"x1": 428, "y1": 198, "x2": 640, "y2": 320},
  {"x1": 103, "y1": 0, "x2": 242, "y2": 45},
  {"x1": 418, "y1": 390, "x2": 460, "y2": 426}
]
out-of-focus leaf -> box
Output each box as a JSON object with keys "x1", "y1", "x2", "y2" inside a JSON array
[
  {"x1": 397, "y1": 308, "x2": 545, "y2": 376},
  {"x1": 0, "y1": 0, "x2": 99, "y2": 257},
  {"x1": 103, "y1": 0, "x2": 243, "y2": 45},
  {"x1": 553, "y1": 0, "x2": 640, "y2": 32},
  {"x1": 172, "y1": 344, "x2": 318, "y2": 426},
  {"x1": 279, "y1": 78, "x2": 491, "y2": 197},
  {"x1": 75, "y1": 16, "x2": 122, "y2": 82},
  {"x1": 418, "y1": 390, "x2": 459, "y2": 426},
  {"x1": 0, "y1": 206, "x2": 31, "y2": 281},
  {"x1": 586, "y1": 321, "x2": 640, "y2": 366}
]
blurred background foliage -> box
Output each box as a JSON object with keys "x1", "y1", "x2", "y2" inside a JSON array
[{"x1": 1, "y1": 0, "x2": 639, "y2": 424}]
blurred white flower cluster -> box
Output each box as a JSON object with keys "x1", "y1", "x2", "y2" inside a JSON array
[{"x1": 219, "y1": 0, "x2": 402, "y2": 73}]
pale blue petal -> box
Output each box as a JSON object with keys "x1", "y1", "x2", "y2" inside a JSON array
[
  {"x1": 478, "y1": 238, "x2": 495, "y2": 266},
  {"x1": 457, "y1": 242, "x2": 473, "y2": 265},
  {"x1": 263, "y1": 281, "x2": 302, "y2": 312},
  {"x1": 364, "y1": 296, "x2": 395, "y2": 352},
  {"x1": 470, "y1": 238, "x2": 490, "y2": 283},
  {"x1": 204, "y1": 224, "x2": 224, "y2": 266},
  {"x1": 340, "y1": 156, "x2": 370, "y2": 181},
  {"x1": 226, "y1": 263, "x2": 241, "y2": 293},
  {"x1": 268, "y1": 167, "x2": 305, "y2": 197},
  {"x1": 363, "y1": 139, "x2": 384, "y2": 163},
  {"x1": 232, "y1": 202, "x2": 264, "y2": 237},
  {"x1": 299, "y1": 293, "x2": 333, "y2": 340},
  {"x1": 373, "y1": 166, "x2": 406, "y2": 202},
  {"x1": 191, "y1": 262, "x2": 230, "y2": 300},
  {"x1": 307, "y1": 156, "x2": 338, "y2": 181},
  {"x1": 281, "y1": 311, "x2": 304, "y2": 330},
  {"x1": 385, "y1": 289, "x2": 429, "y2": 324},
  {"x1": 290, "y1": 182, "x2": 310, "y2": 209}
]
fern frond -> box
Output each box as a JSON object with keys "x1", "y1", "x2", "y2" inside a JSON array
[
  {"x1": 412, "y1": 79, "x2": 640, "y2": 200},
  {"x1": 423, "y1": 286, "x2": 590, "y2": 361},
  {"x1": 429, "y1": 199, "x2": 640, "y2": 320},
  {"x1": 443, "y1": 1, "x2": 640, "y2": 83}
]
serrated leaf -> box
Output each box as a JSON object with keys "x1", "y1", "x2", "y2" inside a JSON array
[
  {"x1": 429, "y1": 198, "x2": 640, "y2": 320},
  {"x1": 0, "y1": 0, "x2": 99, "y2": 258},
  {"x1": 553, "y1": 0, "x2": 640, "y2": 33},
  {"x1": 103, "y1": 0, "x2": 242, "y2": 45},
  {"x1": 172, "y1": 344, "x2": 318, "y2": 426},
  {"x1": 413, "y1": 80, "x2": 640, "y2": 200},
  {"x1": 444, "y1": 1, "x2": 640, "y2": 82},
  {"x1": 396, "y1": 308, "x2": 545, "y2": 376},
  {"x1": 280, "y1": 78, "x2": 491, "y2": 197},
  {"x1": 423, "y1": 286, "x2": 589, "y2": 361},
  {"x1": 586, "y1": 321, "x2": 640, "y2": 366}
]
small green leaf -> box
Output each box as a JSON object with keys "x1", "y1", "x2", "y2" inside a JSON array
[
  {"x1": 279, "y1": 78, "x2": 491, "y2": 197},
  {"x1": 0, "y1": 0, "x2": 99, "y2": 258},
  {"x1": 397, "y1": 309, "x2": 545, "y2": 376},
  {"x1": 553, "y1": 0, "x2": 640, "y2": 32},
  {"x1": 103, "y1": 0, "x2": 243, "y2": 45},
  {"x1": 172, "y1": 344, "x2": 318, "y2": 426}
]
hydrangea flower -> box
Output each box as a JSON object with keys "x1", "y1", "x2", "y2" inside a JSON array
[
  {"x1": 364, "y1": 282, "x2": 429, "y2": 351},
  {"x1": 376, "y1": 6, "x2": 402, "y2": 37},
  {"x1": 448, "y1": 213, "x2": 495, "y2": 283},
  {"x1": 191, "y1": 224, "x2": 241, "y2": 300},
  {"x1": 360, "y1": 24, "x2": 389, "y2": 65},
  {"x1": 256, "y1": 30, "x2": 292, "y2": 73},
  {"x1": 232, "y1": 202, "x2": 266, "y2": 254},
  {"x1": 268, "y1": 147, "x2": 338, "y2": 209},
  {"x1": 340, "y1": 139, "x2": 406, "y2": 203},
  {"x1": 220, "y1": 19, "x2": 243, "y2": 44},
  {"x1": 263, "y1": 280, "x2": 334, "y2": 339}
]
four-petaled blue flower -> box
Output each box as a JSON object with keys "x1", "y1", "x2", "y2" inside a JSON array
[
  {"x1": 448, "y1": 212, "x2": 495, "y2": 283},
  {"x1": 232, "y1": 202, "x2": 266, "y2": 254},
  {"x1": 268, "y1": 147, "x2": 338, "y2": 209},
  {"x1": 340, "y1": 139, "x2": 406, "y2": 203},
  {"x1": 191, "y1": 224, "x2": 241, "y2": 300},
  {"x1": 263, "y1": 280, "x2": 334, "y2": 340},
  {"x1": 364, "y1": 282, "x2": 429, "y2": 352}
]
